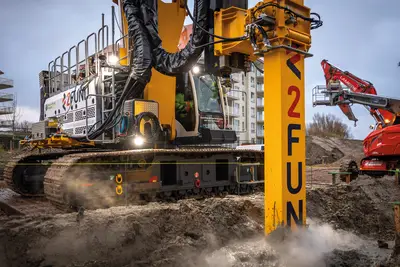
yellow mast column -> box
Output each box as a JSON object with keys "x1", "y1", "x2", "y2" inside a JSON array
[
  {"x1": 264, "y1": 48, "x2": 306, "y2": 233},
  {"x1": 262, "y1": 0, "x2": 311, "y2": 234},
  {"x1": 213, "y1": 0, "x2": 316, "y2": 234}
]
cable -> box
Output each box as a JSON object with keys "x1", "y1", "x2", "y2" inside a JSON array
[
  {"x1": 113, "y1": 8, "x2": 123, "y2": 35},
  {"x1": 72, "y1": 78, "x2": 141, "y2": 141},
  {"x1": 255, "y1": 24, "x2": 270, "y2": 46},
  {"x1": 249, "y1": 25, "x2": 258, "y2": 50},
  {"x1": 252, "y1": 3, "x2": 323, "y2": 30},
  {"x1": 310, "y1": 12, "x2": 323, "y2": 30},
  {"x1": 252, "y1": 62, "x2": 264, "y2": 74},
  {"x1": 106, "y1": 112, "x2": 123, "y2": 131},
  {"x1": 184, "y1": 2, "x2": 247, "y2": 41},
  {"x1": 193, "y1": 39, "x2": 237, "y2": 49}
]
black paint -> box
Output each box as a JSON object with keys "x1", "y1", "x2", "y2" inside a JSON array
[{"x1": 288, "y1": 124, "x2": 301, "y2": 156}]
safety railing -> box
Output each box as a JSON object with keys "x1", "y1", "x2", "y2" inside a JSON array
[
  {"x1": 85, "y1": 93, "x2": 116, "y2": 143},
  {"x1": 0, "y1": 92, "x2": 14, "y2": 101},
  {"x1": 115, "y1": 34, "x2": 130, "y2": 65},
  {"x1": 256, "y1": 112, "x2": 264, "y2": 122},
  {"x1": 38, "y1": 6, "x2": 127, "y2": 144},
  {"x1": 256, "y1": 98, "x2": 264, "y2": 107},
  {"x1": 0, "y1": 77, "x2": 13, "y2": 88},
  {"x1": 47, "y1": 24, "x2": 110, "y2": 95},
  {"x1": 229, "y1": 108, "x2": 240, "y2": 117},
  {"x1": 0, "y1": 107, "x2": 14, "y2": 114},
  {"x1": 226, "y1": 90, "x2": 240, "y2": 100},
  {"x1": 312, "y1": 85, "x2": 333, "y2": 106},
  {"x1": 0, "y1": 120, "x2": 13, "y2": 127}
]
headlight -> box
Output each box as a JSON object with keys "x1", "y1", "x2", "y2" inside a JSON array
[
  {"x1": 192, "y1": 65, "x2": 200, "y2": 74},
  {"x1": 133, "y1": 136, "x2": 145, "y2": 146},
  {"x1": 108, "y1": 55, "x2": 119, "y2": 66}
]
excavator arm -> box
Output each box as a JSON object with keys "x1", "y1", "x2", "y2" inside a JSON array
[{"x1": 317, "y1": 60, "x2": 395, "y2": 126}]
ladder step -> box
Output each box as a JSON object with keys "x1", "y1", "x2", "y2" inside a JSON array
[{"x1": 313, "y1": 100, "x2": 332, "y2": 106}]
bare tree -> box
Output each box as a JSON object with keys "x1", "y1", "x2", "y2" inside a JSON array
[
  {"x1": 15, "y1": 120, "x2": 31, "y2": 133},
  {"x1": 307, "y1": 112, "x2": 352, "y2": 139}
]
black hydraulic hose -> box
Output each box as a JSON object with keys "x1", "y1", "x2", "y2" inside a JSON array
[
  {"x1": 148, "y1": 0, "x2": 210, "y2": 76},
  {"x1": 72, "y1": 1, "x2": 154, "y2": 142},
  {"x1": 123, "y1": 0, "x2": 153, "y2": 85}
]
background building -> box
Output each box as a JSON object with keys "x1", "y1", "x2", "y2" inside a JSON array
[
  {"x1": 229, "y1": 63, "x2": 264, "y2": 145},
  {"x1": 229, "y1": 69, "x2": 256, "y2": 144},
  {"x1": 0, "y1": 70, "x2": 15, "y2": 129},
  {"x1": 0, "y1": 70, "x2": 24, "y2": 150}
]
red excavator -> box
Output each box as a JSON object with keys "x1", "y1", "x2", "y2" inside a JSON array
[{"x1": 313, "y1": 59, "x2": 400, "y2": 180}]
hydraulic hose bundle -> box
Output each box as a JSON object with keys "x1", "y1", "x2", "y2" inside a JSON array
[
  {"x1": 124, "y1": 0, "x2": 210, "y2": 78},
  {"x1": 74, "y1": 0, "x2": 209, "y2": 142}
]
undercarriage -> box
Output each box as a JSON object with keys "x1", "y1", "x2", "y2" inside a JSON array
[{"x1": 4, "y1": 148, "x2": 264, "y2": 211}]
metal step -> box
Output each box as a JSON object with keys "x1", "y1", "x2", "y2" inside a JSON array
[{"x1": 313, "y1": 100, "x2": 332, "y2": 106}]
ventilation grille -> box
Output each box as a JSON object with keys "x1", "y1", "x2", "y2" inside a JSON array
[
  {"x1": 75, "y1": 106, "x2": 96, "y2": 121},
  {"x1": 63, "y1": 112, "x2": 73, "y2": 123},
  {"x1": 87, "y1": 106, "x2": 95, "y2": 118},
  {"x1": 75, "y1": 110, "x2": 83, "y2": 121}
]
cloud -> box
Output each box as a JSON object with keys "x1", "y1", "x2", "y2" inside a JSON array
[{"x1": 16, "y1": 106, "x2": 40, "y2": 123}]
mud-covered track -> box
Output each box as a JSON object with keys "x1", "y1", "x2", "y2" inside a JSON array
[
  {"x1": 3, "y1": 149, "x2": 110, "y2": 197},
  {"x1": 44, "y1": 148, "x2": 264, "y2": 210}
]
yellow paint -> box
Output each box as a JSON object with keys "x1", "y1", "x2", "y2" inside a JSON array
[
  {"x1": 212, "y1": 0, "x2": 312, "y2": 234},
  {"x1": 264, "y1": 49, "x2": 306, "y2": 234},
  {"x1": 20, "y1": 134, "x2": 95, "y2": 149},
  {"x1": 119, "y1": 47, "x2": 128, "y2": 66},
  {"x1": 115, "y1": 174, "x2": 123, "y2": 184},
  {"x1": 144, "y1": 0, "x2": 186, "y2": 140},
  {"x1": 119, "y1": 0, "x2": 184, "y2": 140},
  {"x1": 234, "y1": 0, "x2": 310, "y2": 235},
  {"x1": 116, "y1": 185, "x2": 123, "y2": 195},
  {"x1": 214, "y1": 7, "x2": 255, "y2": 60},
  {"x1": 117, "y1": 0, "x2": 130, "y2": 52}
]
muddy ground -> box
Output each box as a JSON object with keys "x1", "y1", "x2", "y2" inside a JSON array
[
  {"x1": 306, "y1": 136, "x2": 364, "y2": 166},
  {"x1": 1, "y1": 175, "x2": 400, "y2": 267},
  {"x1": 0, "y1": 137, "x2": 391, "y2": 267}
]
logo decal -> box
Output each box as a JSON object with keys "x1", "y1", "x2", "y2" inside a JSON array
[
  {"x1": 62, "y1": 92, "x2": 71, "y2": 111},
  {"x1": 61, "y1": 87, "x2": 86, "y2": 111},
  {"x1": 45, "y1": 102, "x2": 56, "y2": 111},
  {"x1": 286, "y1": 46, "x2": 301, "y2": 80}
]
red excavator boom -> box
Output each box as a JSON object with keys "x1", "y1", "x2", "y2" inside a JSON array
[
  {"x1": 313, "y1": 59, "x2": 400, "y2": 178},
  {"x1": 321, "y1": 60, "x2": 395, "y2": 126}
]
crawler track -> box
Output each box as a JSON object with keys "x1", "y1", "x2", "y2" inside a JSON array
[
  {"x1": 44, "y1": 148, "x2": 264, "y2": 210},
  {"x1": 3, "y1": 151, "x2": 60, "y2": 196},
  {"x1": 3, "y1": 149, "x2": 109, "y2": 197}
]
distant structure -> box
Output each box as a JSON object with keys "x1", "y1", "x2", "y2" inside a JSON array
[{"x1": 0, "y1": 70, "x2": 15, "y2": 129}]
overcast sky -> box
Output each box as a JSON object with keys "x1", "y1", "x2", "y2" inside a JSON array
[{"x1": 1, "y1": 0, "x2": 399, "y2": 140}]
